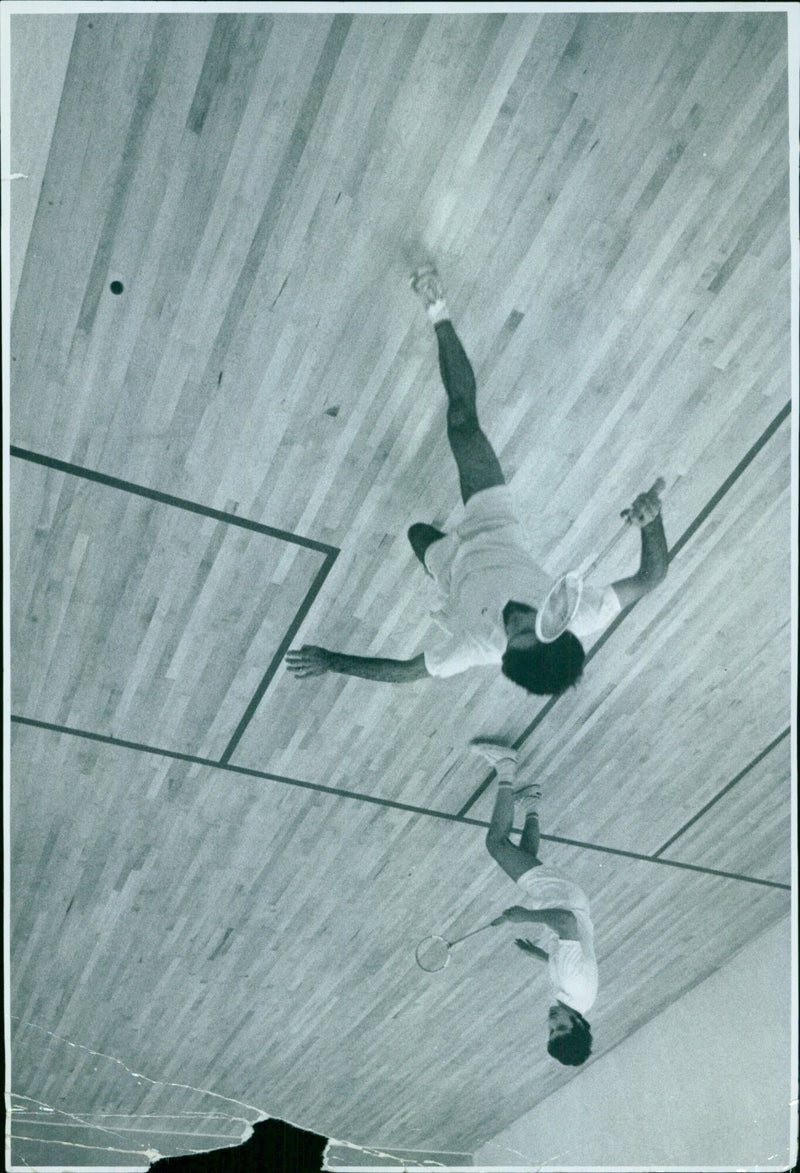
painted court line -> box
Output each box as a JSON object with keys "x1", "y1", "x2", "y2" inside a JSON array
[
  {"x1": 11, "y1": 443, "x2": 340, "y2": 750},
  {"x1": 652, "y1": 727, "x2": 791, "y2": 857},
  {"x1": 10, "y1": 445, "x2": 338, "y2": 556},
  {"x1": 11, "y1": 716, "x2": 789, "y2": 891},
  {"x1": 220, "y1": 549, "x2": 338, "y2": 763}
]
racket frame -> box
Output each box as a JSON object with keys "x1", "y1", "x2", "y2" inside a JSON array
[
  {"x1": 415, "y1": 920, "x2": 501, "y2": 971},
  {"x1": 534, "y1": 570, "x2": 584, "y2": 644}
]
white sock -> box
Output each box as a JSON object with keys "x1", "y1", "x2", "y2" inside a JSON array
[
  {"x1": 427, "y1": 300, "x2": 450, "y2": 325},
  {"x1": 494, "y1": 759, "x2": 517, "y2": 786}
]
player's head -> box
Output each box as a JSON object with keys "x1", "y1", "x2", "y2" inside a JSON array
[
  {"x1": 546, "y1": 1003, "x2": 592, "y2": 1066},
  {"x1": 501, "y1": 603, "x2": 585, "y2": 695}
]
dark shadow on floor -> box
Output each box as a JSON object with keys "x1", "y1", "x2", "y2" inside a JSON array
[{"x1": 150, "y1": 1118, "x2": 327, "y2": 1173}]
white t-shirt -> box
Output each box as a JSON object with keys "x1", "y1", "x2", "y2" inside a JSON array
[
  {"x1": 515, "y1": 864, "x2": 598, "y2": 1014},
  {"x1": 423, "y1": 486, "x2": 621, "y2": 678}
]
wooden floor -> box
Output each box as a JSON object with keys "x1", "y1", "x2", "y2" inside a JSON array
[{"x1": 7, "y1": 11, "x2": 794, "y2": 1166}]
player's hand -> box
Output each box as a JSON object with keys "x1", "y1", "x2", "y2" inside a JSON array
[
  {"x1": 285, "y1": 645, "x2": 333, "y2": 677},
  {"x1": 621, "y1": 486, "x2": 662, "y2": 527},
  {"x1": 514, "y1": 937, "x2": 539, "y2": 953},
  {"x1": 500, "y1": 905, "x2": 531, "y2": 923}
]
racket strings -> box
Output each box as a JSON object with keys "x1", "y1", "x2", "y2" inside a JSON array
[
  {"x1": 415, "y1": 936, "x2": 451, "y2": 972},
  {"x1": 535, "y1": 573, "x2": 582, "y2": 642}
]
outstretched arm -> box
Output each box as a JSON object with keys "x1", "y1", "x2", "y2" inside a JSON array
[
  {"x1": 286, "y1": 645, "x2": 430, "y2": 683},
  {"x1": 612, "y1": 488, "x2": 669, "y2": 608}
]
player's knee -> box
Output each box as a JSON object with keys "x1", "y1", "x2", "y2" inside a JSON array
[{"x1": 501, "y1": 633, "x2": 585, "y2": 696}]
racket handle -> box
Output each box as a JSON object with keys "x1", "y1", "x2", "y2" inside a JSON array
[
  {"x1": 583, "y1": 474, "x2": 674, "y2": 576},
  {"x1": 450, "y1": 920, "x2": 503, "y2": 947},
  {"x1": 619, "y1": 475, "x2": 668, "y2": 524}
]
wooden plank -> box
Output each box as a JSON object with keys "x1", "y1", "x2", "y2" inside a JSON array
[{"x1": 8, "y1": 13, "x2": 78, "y2": 315}]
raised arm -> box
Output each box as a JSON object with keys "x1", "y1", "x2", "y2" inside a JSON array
[
  {"x1": 611, "y1": 488, "x2": 669, "y2": 608},
  {"x1": 286, "y1": 645, "x2": 430, "y2": 683}
]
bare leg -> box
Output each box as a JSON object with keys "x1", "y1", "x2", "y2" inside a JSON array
[
  {"x1": 519, "y1": 813, "x2": 540, "y2": 859},
  {"x1": 434, "y1": 320, "x2": 505, "y2": 504},
  {"x1": 471, "y1": 740, "x2": 542, "y2": 859},
  {"x1": 485, "y1": 777, "x2": 541, "y2": 881},
  {"x1": 487, "y1": 780, "x2": 515, "y2": 842}
]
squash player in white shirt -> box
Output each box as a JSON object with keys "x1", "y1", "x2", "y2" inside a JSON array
[
  {"x1": 475, "y1": 738, "x2": 597, "y2": 1066},
  {"x1": 287, "y1": 265, "x2": 668, "y2": 696}
]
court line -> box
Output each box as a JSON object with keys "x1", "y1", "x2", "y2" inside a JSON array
[
  {"x1": 456, "y1": 399, "x2": 792, "y2": 818},
  {"x1": 9, "y1": 445, "x2": 338, "y2": 556},
  {"x1": 10, "y1": 715, "x2": 789, "y2": 891},
  {"x1": 666, "y1": 399, "x2": 791, "y2": 562},
  {"x1": 219, "y1": 549, "x2": 339, "y2": 764},
  {"x1": 652, "y1": 727, "x2": 791, "y2": 857},
  {"x1": 10, "y1": 443, "x2": 340, "y2": 754}
]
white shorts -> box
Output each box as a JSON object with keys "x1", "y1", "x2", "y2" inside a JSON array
[
  {"x1": 424, "y1": 485, "x2": 516, "y2": 586},
  {"x1": 424, "y1": 485, "x2": 621, "y2": 644},
  {"x1": 516, "y1": 864, "x2": 593, "y2": 919}
]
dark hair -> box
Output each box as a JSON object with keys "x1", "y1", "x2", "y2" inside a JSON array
[
  {"x1": 501, "y1": 632, "x2": 585, "y2": 695},
  {"x1": 547, "y1": 1009, "x2": 593, "y2": 1066}
]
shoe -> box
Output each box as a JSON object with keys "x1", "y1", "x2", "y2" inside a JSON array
[
  {"x1": 410, "y1": 264, "x2": 446, "y2": 311},
  {"x1": 469, "y1": 739, "x2": 518, "y2": 772}
]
